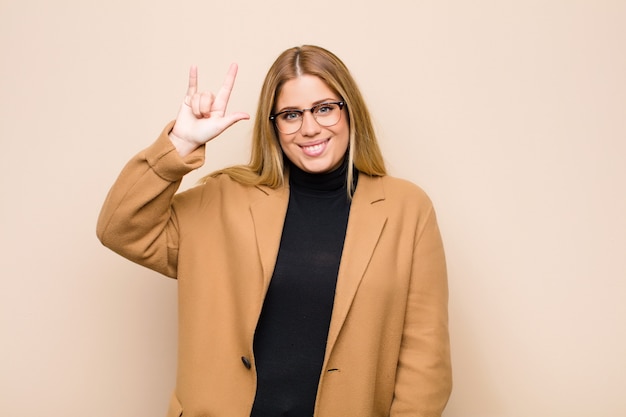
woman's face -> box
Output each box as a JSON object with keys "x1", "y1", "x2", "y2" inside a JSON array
[{"x1": 274, "y1": 75, "x2": 349, "y2": 174}]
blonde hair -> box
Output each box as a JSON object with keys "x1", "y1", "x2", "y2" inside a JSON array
[{"x1": 201, "y1": 45, "x2": 386, "y2": 195}]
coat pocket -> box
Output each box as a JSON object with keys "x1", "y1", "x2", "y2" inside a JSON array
[{"x1": 166, "y1": 391, "x2": 183, "y2": 417}]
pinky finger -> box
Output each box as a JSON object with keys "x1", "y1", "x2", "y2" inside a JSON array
[{"x1": 187, "y1": 65, "x2": 198, "y2": 97}]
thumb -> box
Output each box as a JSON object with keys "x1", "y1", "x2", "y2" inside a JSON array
[{"x1": 221, "y1": 112, "x2": 250, "y2": 129}]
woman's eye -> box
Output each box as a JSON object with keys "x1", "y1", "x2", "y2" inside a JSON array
[
  {"x1": 316, "y1": 104, "x2": 335, "y2": 115},
  {"x1": 281, "y1": 112, "x2": 301, "y2": 121}
]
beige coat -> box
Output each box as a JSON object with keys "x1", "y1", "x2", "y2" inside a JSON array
[{"x1": 97, "y1": 124, "x2": 452, "y2": 417}]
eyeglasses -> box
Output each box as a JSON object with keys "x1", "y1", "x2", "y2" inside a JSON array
[{"x1": 269, "y1": 101, "x2": 345, "y2": 134}]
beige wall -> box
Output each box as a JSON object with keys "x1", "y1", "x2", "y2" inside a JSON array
[{"x1": 2, "y1": 1, "x2": 625, "y2": 416}]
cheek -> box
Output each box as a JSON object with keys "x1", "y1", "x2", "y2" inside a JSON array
[
  {"x1": 277, "y1": 133, "x2": 296, "y2": 155},
  {"x1": 336, "y1": 122, "x2": 350, "y2": 146}
]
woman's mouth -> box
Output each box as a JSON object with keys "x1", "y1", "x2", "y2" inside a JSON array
[{"x1": 299, "y1": 139, "x2": 329, "y2": 157}]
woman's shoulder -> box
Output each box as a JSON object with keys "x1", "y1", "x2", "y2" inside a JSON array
[
  {"x1": 362, "y1": 174, "x2": 433, "y2": 205},
  {"x1": 172, "y1": 172, "x2": 264, "y2": 208}
]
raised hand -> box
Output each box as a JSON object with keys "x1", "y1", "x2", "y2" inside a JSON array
[{"x1": 169, "y1": 64, "x2": 250, "y2": 157}]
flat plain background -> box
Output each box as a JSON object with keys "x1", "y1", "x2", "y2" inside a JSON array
[{"x1": 1, "y1": 1, "x2": 625, "y2": 416}]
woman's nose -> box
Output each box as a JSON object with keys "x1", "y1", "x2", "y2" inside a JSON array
[{"x1": 299, "y1": 111, "x2": 321, "y2": 136}]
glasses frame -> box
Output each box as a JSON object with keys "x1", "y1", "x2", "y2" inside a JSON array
[{"x1": 269, "y1": 101, "x2": 346, "y2": 134}]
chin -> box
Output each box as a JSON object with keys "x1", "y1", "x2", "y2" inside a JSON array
[{"x1": 303, "y1": 161, "x2": 340, "y2": 174}]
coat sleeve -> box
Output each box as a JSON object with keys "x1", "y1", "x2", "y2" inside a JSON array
[
  {"x1": 390, "y1": 204, "x2": 452, "y2": 416},
  {"x1": 96, "y1": 122, "x2": 205, "y2": 278}
]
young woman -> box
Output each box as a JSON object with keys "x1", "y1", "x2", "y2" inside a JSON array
[{"x1": 97, "y1": 45, "x2": 451, "y2": 417}]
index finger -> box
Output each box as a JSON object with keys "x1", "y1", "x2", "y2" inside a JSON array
[{"x1": 212, "y1": 63, "x2": 239, "y2": 114}]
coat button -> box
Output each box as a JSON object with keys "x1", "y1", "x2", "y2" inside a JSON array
[{"x1": 241, "y1": 356, "x2": 252, "y2": 370}]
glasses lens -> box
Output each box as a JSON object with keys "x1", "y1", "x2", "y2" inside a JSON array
[
  {"x1": 313, "y1": 102, "x2": 342, "y2": 127},
  {"x1": 275, "y1": 111, "x2": 302, "y2": 134},
  {"x1": 273, "y1": 102, "x2": 343, "y2": 134}
]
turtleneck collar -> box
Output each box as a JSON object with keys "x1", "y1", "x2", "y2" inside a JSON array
[{"x1": 287, "y1": 156, "x2": 351, "y2": 195}]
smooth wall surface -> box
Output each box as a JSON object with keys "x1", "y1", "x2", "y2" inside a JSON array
[{"x1": 1, "y1": 1, "x2": 625, "y2": 416}]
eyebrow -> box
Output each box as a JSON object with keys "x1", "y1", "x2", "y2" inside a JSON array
[{"x1": 275, "y1": 98, "x2": 340, "y2": 113}]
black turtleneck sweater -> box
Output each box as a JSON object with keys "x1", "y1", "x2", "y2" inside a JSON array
[{"x1": 250, "y1": 160, "x2": 355, "y2": 417}]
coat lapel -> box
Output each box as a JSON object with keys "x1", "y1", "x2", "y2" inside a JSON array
[
  {"x1": 248, "y1": 176, "x2": 387, "y2": 355},
  {"x1": 325, "y1": 175, "x2": 387, "y2": 354},
  {"x1": 249, "y1": 185, "x2": 290, "y2": 289}
]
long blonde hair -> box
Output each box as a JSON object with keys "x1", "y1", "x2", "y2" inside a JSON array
[{"x1": 201, "y1": 45, "x2": 386, "y2": 195}]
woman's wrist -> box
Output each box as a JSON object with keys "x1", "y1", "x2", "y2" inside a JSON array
[{"x1": 168, "y1": 131, "x2": 199, "y2": 158}]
